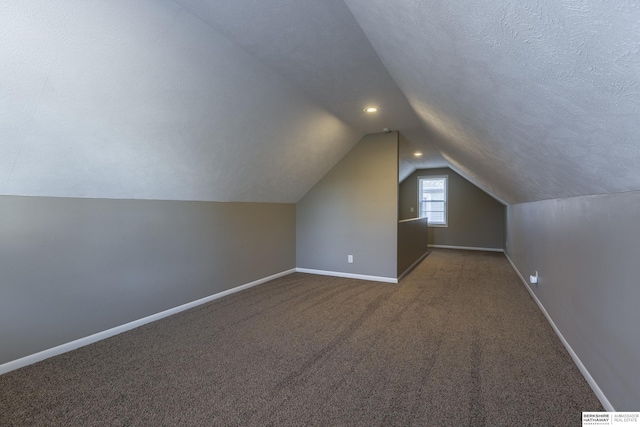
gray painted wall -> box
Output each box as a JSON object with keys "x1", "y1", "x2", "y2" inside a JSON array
[
  {"x1": 297, "y1": 132, "x2": 398, "y2": 279},
  {"x1": 399, "y1": 168, "x2": 505, "y2": 249},
  {"x1": 397, "y1": 218, "x2": 429, "y2": 277},
  {"x1": 0, "y1": 196, "x2": 295, "y2": 365},
  {"x1": 506, "y1": 192, "x2": 640, "y2": 410}
]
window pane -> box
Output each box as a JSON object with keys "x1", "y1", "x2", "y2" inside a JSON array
[
  {"x1": 418, "y1": 176, "x2": 447, "y2": 225},
  {"x1": 429, "y1": 212, "x2": 445, "y2": 223},
  {"x1": 422, "y1": 179, "x2": 444, "y2": 189},
  {"x1": 427, "y1": 201, "x2": 445, "y2": 211}
]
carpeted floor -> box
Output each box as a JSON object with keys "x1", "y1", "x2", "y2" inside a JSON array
[{"x1": 0, "y1": 249, "x2": 603, "y2": 426}]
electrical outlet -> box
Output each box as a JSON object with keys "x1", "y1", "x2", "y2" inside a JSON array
[
  {"x1": 410, "y1": 207, "x2": 414, "y2": 212},
  {"x1": 348, "y1": 255, "x2": 353, "y2": 263}
]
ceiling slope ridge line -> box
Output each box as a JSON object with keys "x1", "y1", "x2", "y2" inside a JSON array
[
  {"x1": 340, "y1": 0, "x2": 448, "y2": 168},
  {"x1": 443, "y1": 163, "x2": 510, "y2": 206},
  {"x1": 337, "y1": 0, "x2": 413, "y2": 99},
  {"x1": 168, "y1": 0, "x2": 355, "y2": 124},
  {"x1": 341, "y1": 0, "x2": 519, "y2": 205}
]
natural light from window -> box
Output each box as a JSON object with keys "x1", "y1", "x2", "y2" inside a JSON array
[{"x1": 418, "y1": 176, "x2": 447, "y2": 226}]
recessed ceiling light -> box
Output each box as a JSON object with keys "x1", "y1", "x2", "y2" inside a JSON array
[
  {"x1": 414, "y1": 151, "x2": 423, "y2": 157},
  {"x1": 364, "y1": 106, "x2": 378, "y2": 113}
]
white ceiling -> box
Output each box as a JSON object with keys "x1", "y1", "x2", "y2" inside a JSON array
[
  {"x1": 2, "y1": 0, "x2": 639, "y2": 204},
  {"x1": 345, "y1": 0, "x2": 640, "y2": 203},
  {"x1": 0, "y1": 1, "x2": 364, "y2": 202}
]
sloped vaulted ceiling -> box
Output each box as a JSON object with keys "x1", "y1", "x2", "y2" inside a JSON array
[
  {"x1": 0, "y1": 0, "x2": 442, "y2": 202},
  {"x1": 0, "y1": 1, "x2": 363, "y2": 202},
  {"x1": 2, "y1": 0, "x2": 639, "y2": 204},
  {"x1": 344, "y1": 0, "x2": 640, "y2": 203}
]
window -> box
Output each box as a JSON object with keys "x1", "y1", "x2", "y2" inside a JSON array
[{"x1": 418, "y1": 176, "x2": 447, "y2": 226}]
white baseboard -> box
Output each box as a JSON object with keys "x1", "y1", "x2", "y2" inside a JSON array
[
  {"x1": 397, "y1": 251, "x2": 430, "y2": 282},
  {"x1": 296, "y1": 268, "x2": 398, "y2": 283},
  {"x1": 504, "y1": 253, "x2": 614, "y2": 412},
  {"x1": 0, "y1": 268, "x2": 296, "y2": 376},
  {"x1": 428, "y1": 244, "x2": 504, "y2": 253}
]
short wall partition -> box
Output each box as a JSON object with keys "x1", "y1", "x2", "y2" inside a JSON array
[{"x1": 397, "y1": 217, "x2": 429, "y2": 279}]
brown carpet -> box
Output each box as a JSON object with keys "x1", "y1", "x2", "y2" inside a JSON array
[{"x1": 0, "y1": 249, "x2": 603, "y2": 426}]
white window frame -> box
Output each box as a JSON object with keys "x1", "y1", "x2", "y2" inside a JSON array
[{"x1": 417, "y1": 175, "x2": 448, "y2": 227}]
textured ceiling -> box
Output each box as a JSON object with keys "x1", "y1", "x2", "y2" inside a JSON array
[
  {"x1": 172, "y1": 0, "x2": 420, "y2": 135},
  {"x1": 172, "y1": 0, "x2": 446, "y2": 175},
  {"x1": 0, "y1": 0, "x2": 362, "y2": 202},
  {"x1": 2, "y1": 0, "x2": 639, "y2": 204},
  {"x1": 345, "y1": 0, "x2": 640, "y2": 203}
]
